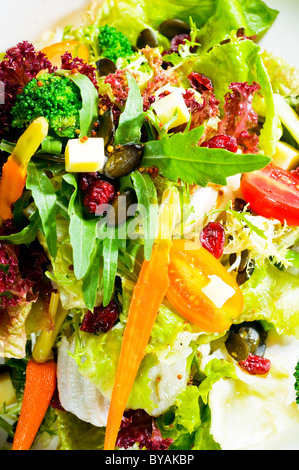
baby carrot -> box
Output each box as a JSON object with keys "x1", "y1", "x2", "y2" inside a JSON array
[
  {"x1": 104, "y1": 238, "x2": 171, "y2": 450},
  {"x1": 104, "y1": 187, "x2": 180, "y2": 451},
  {"x1": 12, "y1": 359, "x2": 57, "y2": 451}
]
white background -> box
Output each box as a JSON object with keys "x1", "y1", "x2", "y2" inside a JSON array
[{"x1": 0, "y1": 0, "x2": 299, "y2": 69}]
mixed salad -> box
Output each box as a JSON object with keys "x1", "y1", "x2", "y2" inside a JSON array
[{"x1": 1, "y1": 0, "x2": 299, "y2": 451}]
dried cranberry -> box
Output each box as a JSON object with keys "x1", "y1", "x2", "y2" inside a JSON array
[
  {"x1": 80, "y1": 300, "x2": 119, "y2": 334},
  {"x1": 79, "y1": 172, "x2": 100, "y2": 193},
  {"x1": 238, "y1": 354, "x2": 271, "y2": 375},
  {"x1": 188, "y1": 72, "x2": 214, "y2": 93},
  {"x1": 117, "y1": 410, "x2": 173, "y2": 451},
  {"x1": 202, "y1": 135, "x2": 238, "y2": 153},
  {"x1": 200, "y1": 222, "x2": 226, "y2": 259},
  {"x1": 84, "y1": 179, "x2": 116, "y2": 215}
]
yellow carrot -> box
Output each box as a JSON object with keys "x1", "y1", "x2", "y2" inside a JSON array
[{"x1": 0, "y1": 117, "x2": 49, "y2": 222}]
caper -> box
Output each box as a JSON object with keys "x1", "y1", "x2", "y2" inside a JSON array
[
  {"x1": 237, "y1": 325, "x2": 260, "y2": 354},
  {"x1": 225, "y1": 321, "x2": 268, "y2": 361},
  {"x1": 107, "y1": 190, "x2": 137, "y2": 227},
  {"x1": 137, "y1": 28, "x2": 159, "y2": 49},
  {"x1": 96, "y1": 58, "x2": 117, "y2": 77},
  {"x1": 225, "y1": 332, "x2": 250, "y2": 362},
  {"x1": 97, "y1": 108, "x2": 115, "y2": 148},
  {"x1": 103, "y1": 144, "x2": 144, "y2": 180},
  {"x1": 159, "y1": 19, "x2": 191, "y2": 39}
]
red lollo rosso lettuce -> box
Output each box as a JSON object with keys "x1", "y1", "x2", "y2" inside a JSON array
[
  {"x1": 184, "y1": 72, "x2": 220, "y2": 131},
  {"x1": 117, "y1": 410, "x2": 173, "y2": 450},
  {"x1": 0, "y1": 220, "x2": 54, "y2": 358},
  {"x1": 0, "y1": 41, "x2": 56, "y2": 134},
  {"x1": 0, "y1": 243, "x2": 34, "y2": 310},
  {"x1": 218, "y1": 81, "x2": 261, "y2": 153},
  {"x1": 60, "y1": 52, "x2": 98, "y2": 89}
]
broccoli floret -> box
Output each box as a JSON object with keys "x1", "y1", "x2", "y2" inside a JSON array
[
  {"x1": 295, "y1": 361, "x2": 299, "y2": 404},
  {"x1": 98, "y1": 25, "x2": 133, "y2": 63},
  {"x1": 11, "y1": 73, "x2": 82, "y2": 138}
]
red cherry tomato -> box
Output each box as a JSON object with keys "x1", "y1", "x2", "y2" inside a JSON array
[{"x1": 240, "y1": 164, "x2": 299, "y2": 226}]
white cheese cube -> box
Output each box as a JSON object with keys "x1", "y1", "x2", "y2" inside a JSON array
[
  {"x1": 272, "y1": 141, "x2": 299, "y2": 171},
  {"x1": 65, "y1": 138, "x2": 105, "y2": 173},
  {"x1": 152, "y1": 92, "x2": 190, "y2": 130},
  {"x1": 201, "y1": 275, "x2": 235, "y2": 308}
]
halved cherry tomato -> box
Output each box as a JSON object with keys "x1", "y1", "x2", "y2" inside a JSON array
[
  {"x1": 166, "y1": 239, "x2": 244, "y2": 333},
  {"x1": 240, "y1": 163, "x2": 299, "y2": 226},
  {"x1": 41, "y1": 41, "x2": 89, "y2": 68}
]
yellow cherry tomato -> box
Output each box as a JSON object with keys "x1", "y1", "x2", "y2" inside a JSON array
[
  {"x1": 41, "y1": 41, "x2": 89, "y2": 68},
  {"x1": 166, "y1": 239, "x2": 244, "y2": 333}
]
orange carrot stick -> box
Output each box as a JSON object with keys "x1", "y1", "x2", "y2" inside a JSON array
[
  {"x1": 12, "y1": 359, "x2": 57, "y2": 451},
  {"x1": 104, "y1": 238, "x2": 172, "y2": 451}
]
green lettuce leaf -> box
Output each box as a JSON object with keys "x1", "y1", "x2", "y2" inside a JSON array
[
  {"x1": 261, "y1": 50, "x2": 299, "y2": 98},
  {"x1": 56, "y1": 410, "x2": 105, "y2": 450},
  {"x1": 196, "y1": 0, "x2": 278, "y2": 54},
  {"x1": 0, "y1": 303, "x2": 33, "y2": 359},
  {"x1": 240, "y1": 262, "x2": 299, "y2": 336},
  {"x1": 157, "y1": 358, "x2": 234, "y2": 450},
  {"x1": 156, "y1": 385, "x2": 202, "y2": 449},
  {"x1": 93, "y1": 0, "x2": 277, "y2": 49}
]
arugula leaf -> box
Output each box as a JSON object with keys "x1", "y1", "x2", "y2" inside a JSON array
[
  {"x1": 26, "y1": 161, "x2": 57, "y2": 258},
  {"x1": 130, "y1": 170, "x2": 159, "y2": 260},
  {"x1": 63, "y1": 173, "x2": 99, "y2": 280},
  {"x1": 114, "y1": 72, "x2": 144, "y2": 146},
  {"x1": 143, "y1": 126, "x2": 271, "y2": 186},
  {"x1": 0, "y1": 211, "x2": 40, "y2": 246},
  {"x1": 56, "y1": 70, "x2": 99, "y2": 138},
  {"x1": 82, "y1": 239, "x2": 103, "y2": 310},
  {"x1": 102, "y1": 234, "x2": 120, "y2": 307}
]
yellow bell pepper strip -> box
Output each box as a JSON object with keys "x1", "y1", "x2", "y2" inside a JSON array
[
  {"x1": 12, "y1": 359, "x2": 57, "y2": 451},
  {"x1": 41, "y1": 41, "x2": 89, "y2": 68},
  {"x1": 166, "y1": 239, "x2": 244, "y2": 333},
  {"x1": 0, "y1": 117, "x2": 49, "y2": 222},
  {"x1": 104, "y1": 187, "x2": 180, "y2": 451}
]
